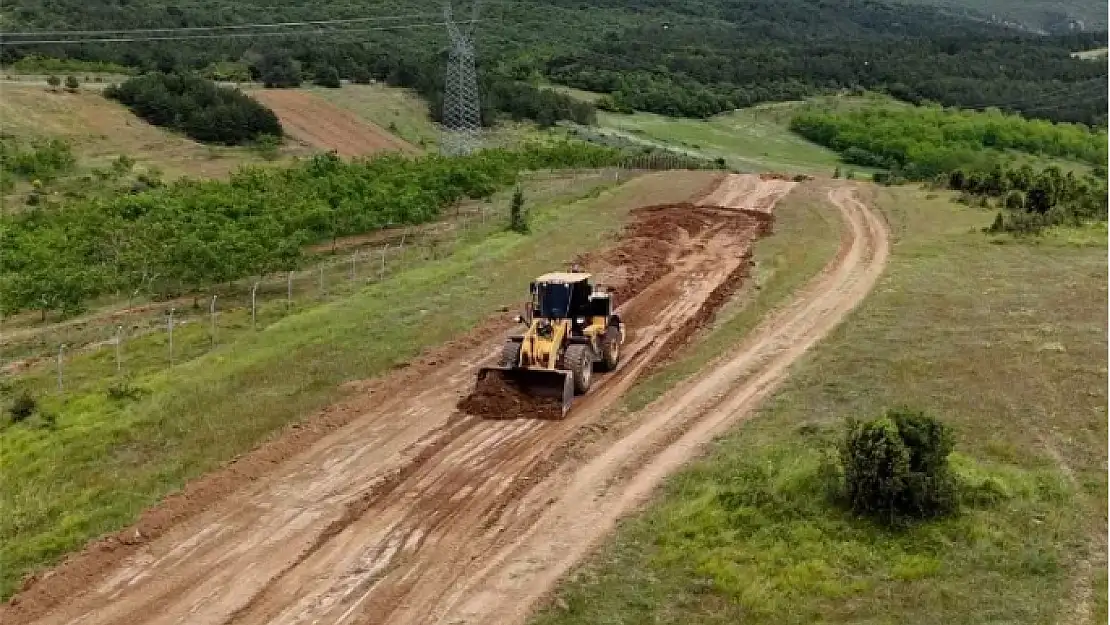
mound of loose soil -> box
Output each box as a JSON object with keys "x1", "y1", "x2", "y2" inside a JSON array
[{"x1": 457, "y1": 374, "x2": 564, "y2": 420}]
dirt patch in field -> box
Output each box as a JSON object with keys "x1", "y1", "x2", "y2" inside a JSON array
[{"x1": 251, "y1": 89, "x2": 418, "y2": 158}]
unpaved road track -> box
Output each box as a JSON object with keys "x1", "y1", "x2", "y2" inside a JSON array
[
  {"x1": 8, "y1": 176, "x2": 888, "y2": 625},
  {"x1": 251, "y1": 89, "x2": 418, "y2": 158}
]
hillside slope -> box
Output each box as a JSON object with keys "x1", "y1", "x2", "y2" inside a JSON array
[
  {"x1": 0, "y1": 84, "x2": 310, "y2": 179},
  {"x1": 1, "y1": 0, "x2": 1105, "y2": 124}
]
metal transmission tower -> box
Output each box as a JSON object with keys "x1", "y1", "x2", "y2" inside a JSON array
[{"x1": 441, "y1": 1, "x2": 482, "y2": 155}]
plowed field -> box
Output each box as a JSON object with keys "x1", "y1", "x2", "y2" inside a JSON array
[{"x1": 251, "y1": 89, "x2": 419, "y2": 158}]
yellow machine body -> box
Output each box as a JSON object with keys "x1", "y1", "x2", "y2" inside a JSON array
[{"x1": 475, "y1": 272, "x2": 625, "y2": 418}]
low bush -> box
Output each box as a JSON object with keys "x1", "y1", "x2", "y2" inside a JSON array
[
  {"x1": 836, "y1": 407, "x2": 957, "y2": 524},
  {"x1": 9, "y1": 391, "x2": 37, "y2": 422}
]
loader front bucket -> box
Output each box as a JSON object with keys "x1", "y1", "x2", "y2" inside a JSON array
[{"x1": 475, "y1": 366, "x2": 574, "y2": 417}]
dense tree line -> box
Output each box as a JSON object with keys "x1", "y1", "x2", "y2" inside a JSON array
[
  {"x1": 104, "y1": 72, "x2": 282, "y2": 145},
  {"x1": 0, "y1": 143, "x2": 620, "y2": 316},
  {"x1": 0, "y1": 0, "x2": 1103, "y2": 125},
  {"x1": 791, "y1": 102, "x2": 1108, "y2": 178},
  {"x1": 949, "y1": 164, "x2": 1108, "y2": 233}
]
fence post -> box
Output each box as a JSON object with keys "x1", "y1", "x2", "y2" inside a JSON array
[
  {"x1": 210, "y1": 296, "x2": 218, "y2": 346},
  {"x1": 168, "y1": 307, "x2": 175, "y2": 366},
  {"x1": 287, "y1": 271, "x2": 294, "y2": 308},
  {"x1": 319, "y1": 265, "x2": 325, "y2": 297},
  {"x1": 350, "y1": 251, "x2": 358, "y2": 281},
  {"x1": 57, "y1": 344, "x2": 66, "y2": 392},
  {"x1": 380, "y1": 244, "x2": 389, "y2": 280},
  {"x1": 115, "y1": 324, "x2": 123, "y2": 373},
  {"x1": 251, "y1": 282, "x2": 259, "y2": 330}
]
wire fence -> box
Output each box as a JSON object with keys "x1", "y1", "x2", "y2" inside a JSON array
[{"x1": 1, "y1": 167, "x2": 641, "y2": 394}]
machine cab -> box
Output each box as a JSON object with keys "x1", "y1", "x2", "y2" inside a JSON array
[{"x1": 528, "y1": 272, "x2": 613, "y2": 322}]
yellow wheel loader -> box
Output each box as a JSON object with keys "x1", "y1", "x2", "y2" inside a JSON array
[{"x1": 475, "y1": 272, "x2": 625, "y2": 417}]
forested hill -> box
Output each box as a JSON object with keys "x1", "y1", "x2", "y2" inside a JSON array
[{"x1": 1, "y1": 0, "x2": 1106, "y2": 125}]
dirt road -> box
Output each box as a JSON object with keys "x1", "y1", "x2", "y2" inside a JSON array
[
  {"x1": 7, "y1": 176, "x2": 889, "y2": 625},
  {"x1": 250, "y1": 89, "x2": 418, "y2": 158}
]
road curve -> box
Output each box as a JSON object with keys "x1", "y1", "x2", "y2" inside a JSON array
[
  {"x1": 439, "y1": 184, "x2": 890, "y2": 625},
  {"x1": 10, "y1": 178, "x2": 888, "y2": 625}
]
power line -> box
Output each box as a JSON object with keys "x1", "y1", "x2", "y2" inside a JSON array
[
  {"x1": 0, "y1": 19, "x2": 484, "y2": 45},
  {"x1": 0, "y1": 13, "x2": 441, "y2": 37}
]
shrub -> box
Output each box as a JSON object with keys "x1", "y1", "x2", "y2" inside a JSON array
[
  {"x1": 9, "y1": 391, "x2": 37, "y2": 422},
  {"x1": 64, "y1": 75, "x2": 79, "y2": 92},
  {"x1": 252, "y1": 134, "x2": 282, "y2": 161},
  {"x1": 46, "y1": 74, "x2": 60, "y2": 90},
  {"x1": 105, "y1": 72, "x2": 283, "y2": 145},
  {"x1": 838, "y1": 407, "x2": 957, "y2": 524},
  {"x1": 509, "y1": 186, "x2": 528, "y2": 233},
  {"x1": 350, "y1": 67, "x2": 373, "y2": 84},
  {"x1": 107, "y1": 380, "x2": 147, "y2": 401},
  {"x1": 313, "y1": 65, "x2": 341, "y2": 88}
]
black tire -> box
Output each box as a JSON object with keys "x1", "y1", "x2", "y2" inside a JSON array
[
  {"x1": 597, "y1": 327, "x2": 621, "y2": 372},
  {"x1": 564, "y1": 344, "x2": 592, "y2": 394},
  {"x1": 500, "y1": 341, "x2": 522, "y2": 368}
]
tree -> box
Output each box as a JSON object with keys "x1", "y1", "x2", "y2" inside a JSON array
[
  {"x1": 256, "y1": 52, "x2": 301, "y2": 88},
  {"x1": 46, "y1": 74, "x2": 60, "y2": 91},
  {"x1": 64, "y1": 75, "x2": 79, "y2": 92},
  {"x1": 508, "y1": 186, "x2": 528, "y2": 233},
  {"x1": 105, "y1": 72, "x2": 282, "y2": 145},
  {"x1": 313, "y1": 65, "x2": 341, "y2": 88},
  {"x1": 350, "y1": 66, "x2": 373, "y2": 85}
]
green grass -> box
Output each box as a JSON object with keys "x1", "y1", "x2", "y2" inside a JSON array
[
  {"x1": 312, "y1": 83, "x2": 559, "y2": 151},
  {"x1": 0, "y1": 171, "x2": 706, "y2": 599},
  {"x1": 310, "y1": 83, "x2": 441, "y2": 148},
  {"x1": 597, "y1": 104, "x2": 848, "y2": 175},
  {"x1": 532, "y1": 186, "x2": 1107, "y2": 625}
]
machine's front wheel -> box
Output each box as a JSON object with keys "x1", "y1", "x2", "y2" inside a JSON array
[
  {"x1": 597, "y1": 327, "x2": 621, "y2": 372},
  {"x1": 500, "y1": 341, "x2": 522, "y2": 368},
  {"x1": 565, "y1": 344, "x2": 592, "y2": 394}
]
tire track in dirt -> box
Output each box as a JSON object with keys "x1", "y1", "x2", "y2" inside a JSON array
[{"x1": 11, "y1": 173, "x2": 812, "y2": 625}]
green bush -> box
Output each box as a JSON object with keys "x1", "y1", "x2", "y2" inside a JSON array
[
  {"x1": 508, "y1": 186, "x2": 528, "y2": 233},
  {"x1": 105, "y1": 72, "x2": 282, "y2": 145},
  {"x1": 313, "y1": 65, "x2": 341, "y2": 88},
  {"x1": 9, "y1": 391, "x2": 37, "y2": 422},
  {"x1": 838, "y1": 407, "x2": 957, "y2": 524},
  {"x1": 106, "y1": 380, "x2": 147, "y2": 402}
]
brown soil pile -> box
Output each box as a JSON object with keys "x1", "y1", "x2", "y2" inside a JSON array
[{"x1": 457, "y1": 374, "x2": 565, "y2": 420}]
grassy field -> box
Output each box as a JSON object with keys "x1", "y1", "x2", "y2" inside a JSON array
[
  {"x1": 0, "y1": 170, "x2": 710, "y2": 600},
  {"x1": 308, "y1": 83, "x2": 441, "y2": 148},
  {"x1": 532, "y1": 187, "x2": 1107, "y2": 625},
  {"x1": 0, "y1": 84, "x2": 308, "y2": 180},
  {"x1": 314, "y1": 83, "x2": 557, "y2": 151},
  {"x1": 596, "y1": 104, "x2": 849, "y2": 175}
]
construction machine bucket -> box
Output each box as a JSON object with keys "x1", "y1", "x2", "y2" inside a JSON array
[{"x1": 475, "y1": 366, "x2": 574, "y2": 418}]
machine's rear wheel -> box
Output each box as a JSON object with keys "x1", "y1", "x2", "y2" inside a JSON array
[
  {"x1": 500, "y1": 341, "x2": 522, "y2": 368},
  {"x1": 565, "y1": 344, "x2": 592, "y2": 394},
  {"x1": 597, "y1": 327, "x2": 621, "y2": 372}
]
